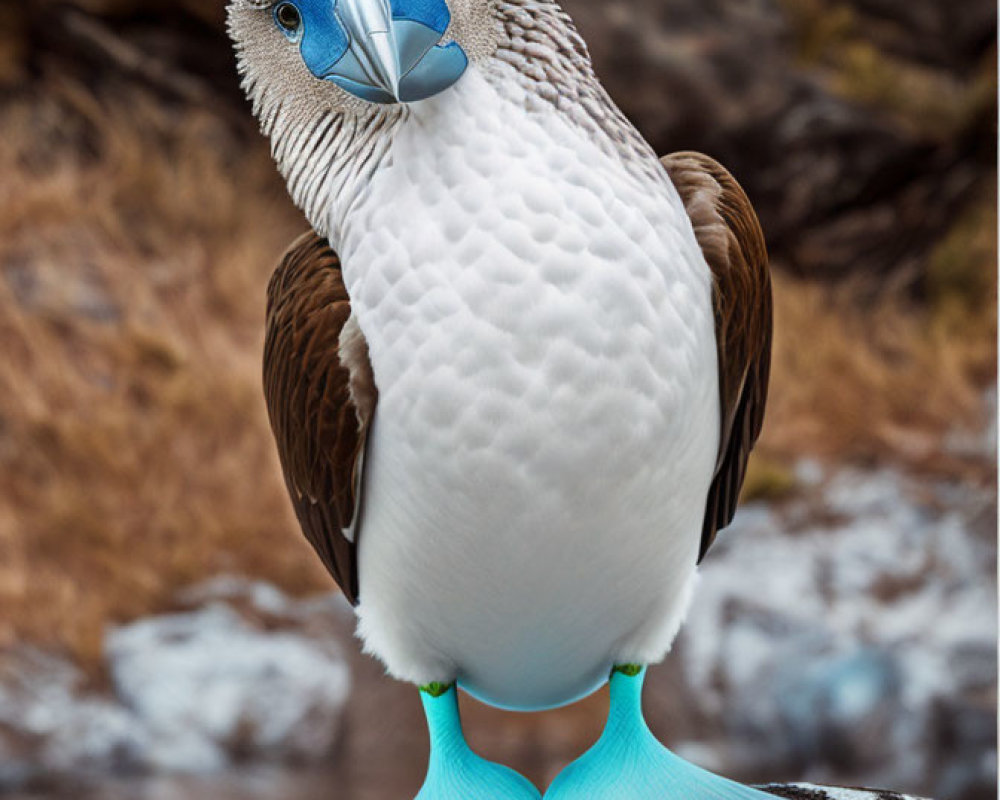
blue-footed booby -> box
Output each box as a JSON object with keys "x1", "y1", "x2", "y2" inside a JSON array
[{"x1": 228, "y1": 0, "x2": 772, "y2": 797}]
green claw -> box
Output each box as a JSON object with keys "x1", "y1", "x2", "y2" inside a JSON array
[{"x1": 420, "y1": 680, "x2": 456, "y2": 697}]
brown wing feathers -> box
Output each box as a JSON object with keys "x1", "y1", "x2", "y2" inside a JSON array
[
  {"x1": 662, "y1": 152, "x2": 772, "y2": 561},
  {"x1": 263, "y1": 233, "x2": 375, "y2": 604},
  {"x1": 265, "y1": 158, "x2": 769, "y2": 603}
]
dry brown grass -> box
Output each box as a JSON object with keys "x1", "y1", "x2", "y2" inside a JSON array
[
  {"x1": 0, "y1": 79, "x2": 329, "y2": 672},
  {"x1": 753, "y1": 195, "x2": 996, "y2": 492},
  {"x1": 742, "y1": 253, "x2": 997, "y2": 502},
  {"x1": 759, "y1": 264, "x2": 994, "y2": 469},
  {"x1": 0, "y1": 73, "x2": 994, "y2": 670}
]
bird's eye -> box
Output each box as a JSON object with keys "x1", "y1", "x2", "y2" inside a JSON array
[{"x1": 274, "y1": 2, "x2": 302, "y2": 35}]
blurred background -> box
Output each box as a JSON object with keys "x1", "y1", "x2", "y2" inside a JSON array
[{"x1": 0, "y1": 0, "x2": 995, "y2": 798}]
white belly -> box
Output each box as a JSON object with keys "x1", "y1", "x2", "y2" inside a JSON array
[{"x1": 335, "y1": 65, "x2": 719, "y2": 709}]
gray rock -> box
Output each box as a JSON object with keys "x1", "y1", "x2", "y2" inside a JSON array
[
  {"x1": 677, "y1": 469, "x2": 996, "y2": 798},
  {"x1": 759, "y1": 783, "x2": 928, "y2": 800},
  {"x1": 106, "y1": 600, "x2": 350, "y2": 770},
  {"x1": 0, "y1": 581, "x2": 351, "y2": 786},
  {"x1": 0, "y1": 647, "x2": 147, "y2": 779}
]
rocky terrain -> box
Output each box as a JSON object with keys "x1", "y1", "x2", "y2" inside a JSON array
[{"x1": 1, "y1": 459, "x2": 993, "y2": 799}]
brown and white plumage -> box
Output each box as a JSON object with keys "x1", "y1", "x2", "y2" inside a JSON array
[
  {"x1": 263, "y1": 233, "x2": 375, "y2": 604},
  {"x1": 238, "y1": 0, "x2": 772, "y2": 710},
  {"x1": 661, "y1": 152, "x2": 772, "y2": 560},
  {"x1": 262, "y1": 155, "x2": 770, "y2": 625}
]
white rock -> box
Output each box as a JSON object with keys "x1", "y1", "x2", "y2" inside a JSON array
[
  {"x1": 678, "y1": 468, "x2": 996, "y2": 796},
  {"x1": 0, "y1": 583, "x2": 354, "y2": 784},
  {"x1": 106, "y1": 601, "x2": 350, "y2": 772}
]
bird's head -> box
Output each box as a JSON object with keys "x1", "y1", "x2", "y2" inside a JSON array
[
  {"x1": 228, "y1": 0, "x2": 604, "y2": 239},
  {"x1": 228, "y1": 0, "x2": 497, "y2": 109}
]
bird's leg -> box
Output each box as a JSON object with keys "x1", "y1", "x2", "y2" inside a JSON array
[
  {"x1": 415, "y1": 681, "x2": 541, "y2": 800},
  {"x1": 544, "y1": 666, "x2": 776, "y2": 800}
]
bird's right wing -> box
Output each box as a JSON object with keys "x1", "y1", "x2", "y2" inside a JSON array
[
  {"x1": 263, "y1": 232, "x2": 376, "y2": 604},
  {"x1": 661, "y1": 152, "x2": 773, "y2": 561}
]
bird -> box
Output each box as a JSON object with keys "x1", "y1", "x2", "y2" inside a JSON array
[{"x1": 228, "y1": 0, "x2": 772, "y2": 797}]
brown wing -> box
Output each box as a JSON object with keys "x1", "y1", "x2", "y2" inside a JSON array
[
  {"x1": 263, "y1": 232, "x2": 376, "y2": 604},
  {"x1": 661, "y1": 152, "x2": 772, "y2": 561}
]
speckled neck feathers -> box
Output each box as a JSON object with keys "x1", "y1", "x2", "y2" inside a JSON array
[{"x1": 243, "y1": 0, "x2": 660, "y2": 241}]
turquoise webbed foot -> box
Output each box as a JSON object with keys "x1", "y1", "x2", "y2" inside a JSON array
[
  {"x1": 416, "y1": 683, "x2": 541, "y2": 800},
  {"x1": 544, "y1": 666, "x2": 776, "y2": 800}
]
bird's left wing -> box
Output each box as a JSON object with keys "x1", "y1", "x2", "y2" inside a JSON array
[
  {"x1": 263, "y1": 232, "x2": 376, "y2": 605},
  {"x1": 661, "y1": 152, "x2": 773, "y2": 561}
]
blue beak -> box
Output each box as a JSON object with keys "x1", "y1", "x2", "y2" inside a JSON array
[{"x1": 284, "y1": 0, "x2": 469, "y2": 104}]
